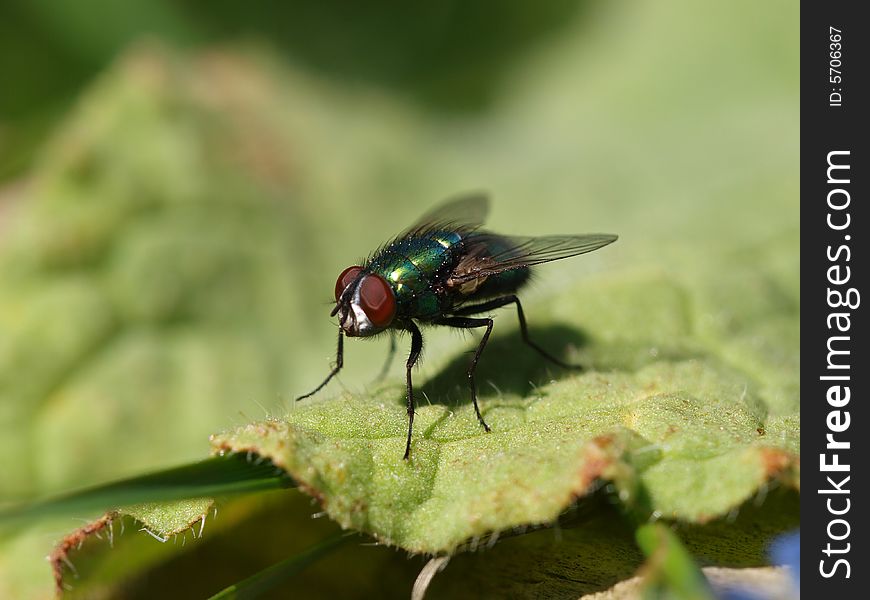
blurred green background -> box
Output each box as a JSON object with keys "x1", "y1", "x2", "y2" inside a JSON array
[
  {"x1": 2, "y1": 0, "x2": 589, "y2": 180},
  {"x1": 0, "y1": 0, "x2": 797, "y2": 597}
]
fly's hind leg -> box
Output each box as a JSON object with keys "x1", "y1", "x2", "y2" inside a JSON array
[
  {"x1": 432, "y1": 316, "x2": 493, "y2": 432},
  {"x1": 450, "y1": 295, "x2": 580, "y2": 370}
]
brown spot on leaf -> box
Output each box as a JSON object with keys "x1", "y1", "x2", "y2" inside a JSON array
[
  {"x1": 643, "y1": 381, "x2": 659, "y2": 393},
  {"x1": 297, "y1": 480, "x2": 328, "y2": 510},
  {"x1": 759, "y1": 448, "x2": 795, "y2": 477},
  {"x1": 570, "y1": 434, "x2": 620, "y2": 499},
  {"x1": 50, "y1": 513, "x2": 117, "y2": 595}
]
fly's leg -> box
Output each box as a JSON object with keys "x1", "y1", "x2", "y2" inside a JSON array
[
  {"x1": 450, "y1": 295, "x2": 580, "y2": 370},
  {"x1": 296, "y1": 331, "x2": 344, "y2": 401},
  {"x1": 432, "y1": 316, "x2": 493, "y2": 432},
  {"x1": 404, "y1": 322, "x2": 424, "y2": 460}
]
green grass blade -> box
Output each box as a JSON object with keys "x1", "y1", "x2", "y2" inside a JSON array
[
  {"x1": 209, "y1": 532, "x2": 350, "y2": 600},
  {"x1": 0, "y1": 454, "x2": 292, "y2": 525},
  {"x1": 635, "y1": 523, "x2": 714, "y2": 600}
]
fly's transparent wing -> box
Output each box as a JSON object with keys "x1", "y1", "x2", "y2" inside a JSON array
[
  {"x1": 404, "y1": 192, "x2": 490, "y2": 235},
  {"x1": 450, "y1": 232, "x2": 618, "y2": 282}
]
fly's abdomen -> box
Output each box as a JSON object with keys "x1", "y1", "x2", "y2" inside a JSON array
[
  {"x1": 367, "y1": 231, "x2": 463, "y2": 318},
  {"x1": 447, "y1": 233, "x2": 532, "y2": 300}
]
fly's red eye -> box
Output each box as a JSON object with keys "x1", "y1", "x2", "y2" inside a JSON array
[
  {"x1": 335, "y1": 266, "x2": 363, "y2": 301},
  {"x1": 358, "y1": 274, "x2": 396, "y2": 328}
]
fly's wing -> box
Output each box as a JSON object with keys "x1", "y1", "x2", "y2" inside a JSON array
[
  {"x1": 449, "y1": 232, "x2": 618, "y2": 282},
  {"x1": 403, "y1": 191, "x2": 490, "y2": 236}
]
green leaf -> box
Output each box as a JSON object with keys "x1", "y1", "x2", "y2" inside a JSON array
[
  {"x1": 39, "y1": 490, "x2": 413, "y2": 599},
  {"x1": 47, "y1": 500, "x2": 214, "y2": 595},
  {"x1": 211, "y1": 270, "x2": 798, "y2": 554},
  {"x1": 121, "y1": 499, "x2": 216, "y2": 539},
  {"x1": 214, "y1": 332, "x2": 794, "y2": 553}
]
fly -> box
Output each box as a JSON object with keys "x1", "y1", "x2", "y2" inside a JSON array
[{"x1": 297, "y1": 193, "x2": 617, "y2": 459}]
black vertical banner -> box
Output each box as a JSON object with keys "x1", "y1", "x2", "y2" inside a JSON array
[{"x1": 803, "y1": 2, "x2": 868, "y2": 597}]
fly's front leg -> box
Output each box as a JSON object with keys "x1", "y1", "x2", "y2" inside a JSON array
[
  {"x1": 404, "y1": 322, "x2": 424, "y2": 460},
  {"x1": 433, "y1": 316, "x2": 493, "y2": 432},
  {"x1": 296, "y1": 331, "x2": 344, "y2": 401}
]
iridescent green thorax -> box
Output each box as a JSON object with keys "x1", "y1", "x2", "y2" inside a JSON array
[{"x1": 366, "y1": 230, "x2": 463, "y2": 318}]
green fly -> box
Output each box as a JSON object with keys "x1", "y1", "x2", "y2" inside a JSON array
[{"x1": 297, "y1": 193, "x2": 617, "y2": 459}]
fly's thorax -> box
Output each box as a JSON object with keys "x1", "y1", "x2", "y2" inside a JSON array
[{"x1": 366, "y1": 231, "x2": 464, "y2": 318}]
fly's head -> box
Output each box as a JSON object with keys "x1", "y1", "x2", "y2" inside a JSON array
[{"x1": 332, "y1": 266, "x2": 397, "y2": 337}]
